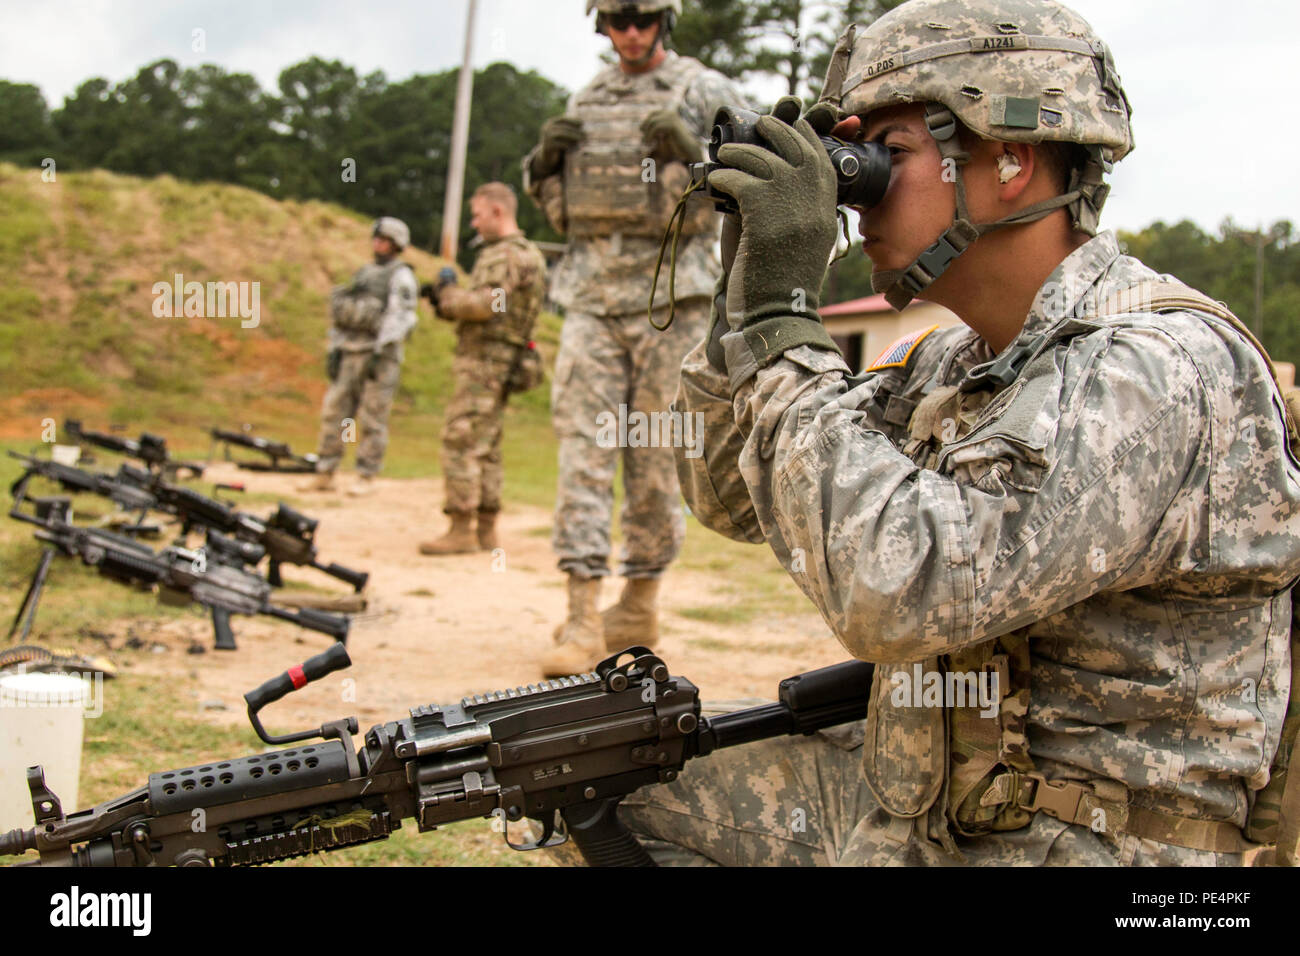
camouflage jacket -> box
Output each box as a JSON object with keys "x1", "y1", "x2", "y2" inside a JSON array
[
  {"x1": 675, "y1": 231, "x2": 1300, "y2": 836},
  {"x1": 526, "y1": 52, "x2": 744, "y2": 317},
  {"x1": 438, "y1": 232, "x2": 548, "y2": 356}
]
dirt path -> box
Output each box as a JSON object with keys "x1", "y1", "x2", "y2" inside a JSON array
[{"x1": 124, "y1": 463, "x2": 846, "y2": 736}]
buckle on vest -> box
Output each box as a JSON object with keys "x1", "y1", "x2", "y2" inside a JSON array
[{"x1": 1020, "y1": 774, "x2": 1088, "y2": 824}]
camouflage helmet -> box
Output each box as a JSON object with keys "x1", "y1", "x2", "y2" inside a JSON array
[
  {"x1": 371, "y1": 216, "x2": 410, "y2": 251},
  {"x1": 819, "y1": 0, "x2": 1134, "y2": 310},
  {"x1": 586, "y1": 0, "x2": 681, "y2": 14},
  {"x1": 824, "y1": 0, "x2": 1132, "y2": 159},
  {"x1": 587, "y1": 0, "x2": 681, "y2": 34}
]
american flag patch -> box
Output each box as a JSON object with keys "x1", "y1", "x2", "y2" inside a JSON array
[{"x1": 867, "y1": 325, "x2": 940, "y2": 372}]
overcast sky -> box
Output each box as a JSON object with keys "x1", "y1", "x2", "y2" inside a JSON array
[{"x1": 2, "y1": 0, "x2": 1295, "y2": 235}]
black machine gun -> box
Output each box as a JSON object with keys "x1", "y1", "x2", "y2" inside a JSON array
[
  {"x1": 0, "y1": 647, "x2": 873, "y2": 866},
  {"x1": 23, "y1": 515, "x2": 349, "y2": 651},
  {"x1": 64, "y1": 419, "x2": 205, "y2": 480},
  {"x1": 111, "y1": 468, "x2": 368, "y2": 592},
  {"x1": 8, "y1": 452, "x2": 159, "y2": 533},
  {"x1": 8, "y1": 455, "x2": 366, "y2": 596},
  {"x1": 209, "y1": 426, "x2": 320, "y2": 474}
]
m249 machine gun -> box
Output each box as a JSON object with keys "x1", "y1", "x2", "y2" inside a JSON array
[
  {"x1": 64, "y1": 420, "x2": 205, "y2": 480},
  {"x1": 209, "y1": 426, "x2": 320, "y2": 474},
  {"x1": 0, "y1": 647, "x2": 874, "y2": 866},
  {"x1": 24, "y1": 515, "x2": 350, "y2": 651}
]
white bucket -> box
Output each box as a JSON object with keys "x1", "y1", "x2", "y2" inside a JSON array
[{"x1": 0, "y1": 673, "x2": 91, "y2": 832}]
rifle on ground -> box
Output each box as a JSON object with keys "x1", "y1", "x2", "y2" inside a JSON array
[
  {"x1": 23, "y1": 514, "x2": 349, "y2": 651},
  {"x1": 7, "y1": 453, "x2": 159, "y2": 536},
  {"x1": 0, "y1": 647, "x2": 873, "y2": 866},
  {"x1": 64, "y1": 420, "x2": 204, "y2": 480},
  {"x1": 110, "y1": 468, "x2": 368, "y2": 592},
  {"x1": 209, "y1": 426, "x2": 320, "y2": 474},
  {"x1": 9, "y1": 456, "x2": 366, "y2": 594}
]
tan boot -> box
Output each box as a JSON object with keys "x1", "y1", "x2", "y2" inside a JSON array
[
  {"x1": 601, "y1": 577, "x2": 660, "y2": 652},
  {"x1": 541, "y1": 576, "x2": 605, "y2": 677},
  {"x1": 476, "y1": 510, "x2": 499, "y2": 551},
  {"x1": 419, "y1": 512, "x2": 477, "y2": 555},
  {"x1": 346, "y1": 474, "x2": 376, "y2": 497},
  {"x1": 297, "y1": 471, "x2": 336, "y2": 492}
]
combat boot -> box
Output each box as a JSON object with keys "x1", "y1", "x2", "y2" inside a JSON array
[
  {"x1": 297, "y1": 471, "x2": 336, "y2": 492},
  {"x1": 541, "y1": 576, "x2": 605, "y2": 677},
  {"x1": 347, "y1": 474, "x2": 376, "y2": 497},
  {"x1": 476, "y1": 510, "x2": 500, "y2": 551},
  {"x1": 601, "y1": 577, "x2": 660, "y2": 652},
  {"x1": 419, "y1": 512, "x2": 477, "y2": 555}
]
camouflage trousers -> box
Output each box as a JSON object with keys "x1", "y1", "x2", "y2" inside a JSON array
[
  {"x1": 546, "y1": 720, "x2": 1247, "y2": 866},
  {"x1": 315, "y1": 346, "x2": 402, "y2": 477},
  {"x1": 441, "y1": 342, "x2": 518, "y2": 514},
  {"x1": 551, "y1": 300, "x2": 709, "y2": 579}
]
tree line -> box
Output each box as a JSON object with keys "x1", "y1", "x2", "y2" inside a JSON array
[
  {"x1": 1, "y1": 0, "x2": 1295, "y2": 361},
  {"x1": 0, "y1": 60, "x2": 568, "y2": 261},
  {"x1": 0, "y1": 2, "x2": 901, "y2": 263}
]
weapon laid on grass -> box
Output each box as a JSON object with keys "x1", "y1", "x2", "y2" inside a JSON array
[
  {"x1": 209, "y1": 426, "x2": 320, "y2": 474},
  {"x1": 8, "y1": 453, "x2": 159, "y2": 534},
  {"x1": 64, "y1": 420, "x2": 204, "y2": 480},
  {"x1": 21, "y1": 515, "x2": 349, "y2": 651},
  {"x1": 0, "y1": 646, "x2": 873, "y2": 866},
  {"x1": 110, "y1": 469, "x2": 368, "y2": 593}
]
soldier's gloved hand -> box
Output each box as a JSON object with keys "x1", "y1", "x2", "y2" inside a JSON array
[
  {"x1": 535, "y1": 116, "x2": 583, "y2": 177},
  {"x1": 707, "y1": 96, "x2": 841, "y2": 370},
  {"x1": 641, "y1": 108, "x2": 701, "y2": 163},
  {"x1": 706, "y1": 216, "x2": 740, "y2": 372},
  {"x1": 326, "y1": 349, "x2": 342, "y2": 383}
]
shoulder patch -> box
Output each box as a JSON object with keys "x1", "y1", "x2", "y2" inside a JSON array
[{"x1": 867, "y1": 325, "x2": 940, "y2": 372}]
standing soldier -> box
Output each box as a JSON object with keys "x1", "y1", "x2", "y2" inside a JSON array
[
  {"x1": 523, "y1": 0, "x2": 744, "y2": 676},
  {"x1": 302, "y1": 217, "x2": 419, "y2": 496},
  {"x1": 420, "y1": 183, "x2": 549, "y2": 555}
]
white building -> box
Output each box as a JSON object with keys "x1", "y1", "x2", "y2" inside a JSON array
[{"x1": 822, "y1": 294, "x2": 962, "y2": 373}]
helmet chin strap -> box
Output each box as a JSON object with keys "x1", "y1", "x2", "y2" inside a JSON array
[{"x1": 873, "y1": 104, "x2": 1101, "y2": 311}]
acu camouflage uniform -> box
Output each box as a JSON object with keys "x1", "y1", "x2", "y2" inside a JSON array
[
  {"x1": 607, "y1": 232, "x2": 1300, "y2": 866},
  {"x1": 525, "y1": 50, "x2": 744, "y2": 579},
  {"x1": 316, "y1": 259, "x2": 419, "y2": 477},
  {"x1": 436, "y1": 233, "x2": 548, "y2": 515}
]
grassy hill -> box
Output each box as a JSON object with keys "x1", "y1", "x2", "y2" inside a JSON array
[{"x1": 0, "y1": 160, "x2": 561, "y2": 502}]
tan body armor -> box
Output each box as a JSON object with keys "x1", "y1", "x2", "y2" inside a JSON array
[
  {"x1": 331, "y1": 259, "x2": 412, "y2": 337},
  {"x1": 564, "y1": 55, "x2": 711, "y2": 239}
]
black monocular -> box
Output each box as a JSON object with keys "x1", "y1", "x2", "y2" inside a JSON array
[{"x1": 690, "y1": 105, "x2": 892, "y2": 215}]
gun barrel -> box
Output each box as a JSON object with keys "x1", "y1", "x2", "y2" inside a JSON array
[
  {"x1": 316, "y1": 561, "x2": 369, "y2": 592},
  {"x1": 264, "y1": 605, "x2": 350, "y2": 642}
]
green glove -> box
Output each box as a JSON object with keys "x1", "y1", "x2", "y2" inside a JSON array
[
  {"x1": 533, "y1": 116, "x2": 583, "y2": 179},
  {"x1": 641, "y1": 108, "x2": 701, "y2": 163},
  {"x1": 326, "y1": 348, "x2": 342, "y2": 383},
  {"x1": 707, "y1": 96, "x2": 840, "y2": 367}
]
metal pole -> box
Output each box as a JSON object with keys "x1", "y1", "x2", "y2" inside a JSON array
[{"x1": 441, "y1": 0, "x2": 478, "y2": 261}]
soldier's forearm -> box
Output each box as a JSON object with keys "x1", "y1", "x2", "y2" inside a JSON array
[
  {"x1": 673, "y1": 341, "x2": 765, "y2": 544},
  {"x1": 438, "y1": 288, "x2": 496, "y2": 322}
]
